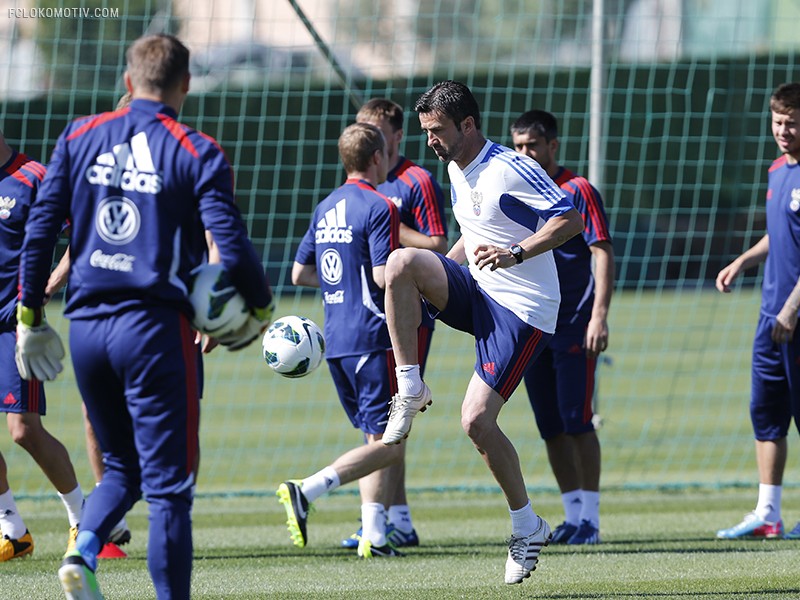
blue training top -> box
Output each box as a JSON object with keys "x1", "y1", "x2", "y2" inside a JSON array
[
  {"x1": 0, "y1": 151, "x2": 46, "y2": 329},
  {"x1": 295, "y1": 178, "x2": 399, "y2": 358},
  {"x1": 762, "y1": 155, "x2": 800, "y2": 318},
  {"x1": 20, "y1": 98, "x2": 271, "y2": 319},
  {"x1": 550, "y1": 166, "x2": 612, "y2": 333}
]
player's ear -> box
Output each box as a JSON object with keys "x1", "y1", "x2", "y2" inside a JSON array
[
  {"x1": 182, "y1": 72, "x2": 190, "y2": 94},
  {"x1": 123, "y1": 71, "x2": 133, "y2": 94},
  {"x1": 550, "y1": 137, "x2": 560, "y2": 155},
  {"x1": 462, "y1": 115, "x2": 476, "y2": 134}
]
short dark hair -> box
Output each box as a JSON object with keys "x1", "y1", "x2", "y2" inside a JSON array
[
  {"x1": 338, "y1": 122, "x2": 385, "y2": 173},
  {"x1": 356, "y1": 98, "x2": 404, "y2": 132},
  {"x1": 770, "y1": 82, "x2": 800, "y2": 114},
  {"x1": 414, "y1": 80, "x2": 481, "y2": 131},
  {"x1": 510, "y1": 110, "x2": 558, "y2": 142},
  {"x1": 126, "y1": 34, "x2": 189, "y2": 95}
]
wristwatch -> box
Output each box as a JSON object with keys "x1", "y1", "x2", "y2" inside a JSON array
[{"x1": 510, "y1": 244, "x2": 524, "y2": 264}]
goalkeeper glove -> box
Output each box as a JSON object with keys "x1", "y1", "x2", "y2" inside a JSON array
[
  {"x1": 15, "y1": 305, "x2": 65, "y2": 381},
  {"x1": 217, "y1": 300, "x2": 275, "y2": 351}
]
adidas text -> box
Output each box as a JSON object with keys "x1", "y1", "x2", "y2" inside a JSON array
[
  {"x1": 86, "y1": 164, "x2": 162, "y2": 194},
  {"x1": 315, "y1": 227, "x2": 353, "y2": 244}
]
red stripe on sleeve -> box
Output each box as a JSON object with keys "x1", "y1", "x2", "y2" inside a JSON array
[
  {"x1": 5, "y1": 154, "x2": 35, "y2": 188},
  {"x1": 769, "y1": 156, "x2": 787, "y2": 173},
  {"x1": 401, "y1": 165, "x2": 446, "y2": 236},
  {"x1": 66, "y1": 108, "x2": 130, "y2": 141},
  {"x1": 157, "y1": 114, "x2": 199, "y2": 158},
  {"x1": 19, "y1": 156, "x2": 46, "y2": 181},
  {"x1": 573, "y1": 177, "x2": 610, "y2": 241}
]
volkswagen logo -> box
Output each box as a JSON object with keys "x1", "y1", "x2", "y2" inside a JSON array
[
  {"x1": 320, "y1": 248, "x2": 343, "y2": 285},
  {"x1": 96, "y1": 196, "x2": 141, "y2": 245}
]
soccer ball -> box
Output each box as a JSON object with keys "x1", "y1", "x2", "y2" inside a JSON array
[
  {"x1": 262, "y1": 315, "x2": 325, "y2": 378},
  {"x1": 188, "y1": 263, "x2": 249, "y2": 337}
]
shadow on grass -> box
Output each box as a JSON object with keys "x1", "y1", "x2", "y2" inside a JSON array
[
  {"x1": 537, "y1": 592, "x2": 800, "y2": 599},
  {"x1": 194, "y1": 537, "x2": 798, "y2": 561}
]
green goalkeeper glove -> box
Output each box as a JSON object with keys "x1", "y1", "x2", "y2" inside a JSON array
[
  {"x1": 217, "y1": 299, "x2": 275, "y2": 351},
  {"x1": 15, "y1": 305, "x2": 65, "y2": 381}
]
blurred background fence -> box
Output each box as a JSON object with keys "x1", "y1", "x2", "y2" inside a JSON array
[{"x1": 1, "y1": 0, "x2": 799, "y2": 496}]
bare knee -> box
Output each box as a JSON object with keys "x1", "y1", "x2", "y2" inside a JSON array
[
  {"x1": 461, "y1": 411, "x2": 494, "y2": 448},
  {"x1": 8, "y1": 419, "x2": 37, "y2": 449},
  {"x1": 8, "y1": 412, "x2": 51, "y2": 452},
  {"x1": 387, "y1": 248, "x2": 432, "y2": 283}
]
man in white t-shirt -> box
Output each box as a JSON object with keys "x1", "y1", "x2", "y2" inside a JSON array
[{"x1": 381, "y1": 80, "x2": 583, "y2": 585}]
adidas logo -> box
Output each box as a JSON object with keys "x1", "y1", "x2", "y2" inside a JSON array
[
  {"x1": 315, "y1": 199, "x2": 352, "y2": 244},
  {"x1": 482, "y1": 362, "x2": 496, "y2": 376},
  {"x1": 85, "y1": 132, "x2": 163, "y2": 194}
]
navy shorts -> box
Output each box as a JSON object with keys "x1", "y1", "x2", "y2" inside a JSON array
[
  {"x1": 750, "y1": 313, "x2": 800, "y2": 440},
  {"x1": 523, "y1": 331, "x2": 596, "y2": 439},
  {"x1": 428, "y1": 255, "x2": 551, "y2": 400},
  {"x1": 327, "y1": 349, "x2": 397, "y2": 435},
  {"x1": 70, "y1": 306, "x2": 200, "y2": 499},
  {"x1": 0, "y1": 329, "x2": 46, "y2": 414}
]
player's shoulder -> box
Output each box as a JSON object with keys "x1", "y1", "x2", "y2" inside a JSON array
[
  {"x1": 488, "y1": 142, "x2": 536, "y2": 174},
  {"x1": 559, "y1": 170, "x2": 600, "y2": 195},
  {"x1": 65, "y1": 108, "x2": 131, "y2": 142},
  {"x1": 155, "y1": 114, "x2": 224, "y2": 160},
  {"x1": 769, "y1": 155, "x2": 790, "y2": 173},
  {"x1": 483, "y1": 143, "x2": 537, "y2": 184},
  {"x1": 395, "y1": 157, "x2": 436, "y2": 180},
  {"x1": 17, "y1": 154, "x2": 46, "y2": 186},
  {"x1": 371, "y1": 188, "x2": 399, "y2": 214},
  {"x1": 1, "y1": 152, "x2": 46, "y2": 189}
]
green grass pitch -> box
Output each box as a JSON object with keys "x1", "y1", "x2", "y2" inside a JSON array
[{"x1": 2, "y1": 287, "x2": 800, "y2": 597}]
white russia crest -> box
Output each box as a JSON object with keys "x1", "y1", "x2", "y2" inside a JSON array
[
  {"x1": 790, "y1": 188, "x2": 800, "y2": 213},
  {"x1": 470, "y1": 189, "x2": 483, "y2": 215},
  {"x1": 0, "y1": 196, "x2": 16, "y2": 220}
]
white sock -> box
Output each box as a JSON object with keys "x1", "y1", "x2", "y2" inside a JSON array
[
  {"x1": 0, "y1": 489, "x2": 27, "y2": 538},
  {"x1": 755, "y1": 483, "x2": 781, "y2": 522},
  {"x1": 396, "y1": 365, "x2": 422, "y2": 397},
  {"x1": 58, "y1": 485, "x2": 84, "y2": 528},
  {"x1": 561, "y1": 489, "x2": 582, "y2": 525},
  {"x1": 388, "y1": 504, "x2": 413, "y2": 533},
  {"x1": 509, "y1": 500, "x2": 538, "y2": 537},
  {"x1": 361, "y1": 502, "x2": 387, "y2": 546},
  {"x1": 300, "y1": 466, "x2": 340, "y2": 503},
  {"x1": 580, "y1": 490, "x2": 600, "y2": 528}
]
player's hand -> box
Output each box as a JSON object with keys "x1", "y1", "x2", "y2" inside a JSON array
[
  {"x1": 772, "y1": 307, "x2": 798, "y2": 345},
  {"x1": 15, "y1": 305, "x2": 65, "y2": 381},
  {"x1": 216, "y1": 300, "x2": 275, "y2": 351},
  {"x1": 715, "y1": 262, "x2": 740, "y2": 293},
  {"x1": 474, "y1": 244, "x2": 515, "y2": 271},
  {"x1": 194, "y1": 330, "x2": 220, "y2": 354},
  {"x1": 584, "y1": 317, "x2": 609, "y2": 359}
]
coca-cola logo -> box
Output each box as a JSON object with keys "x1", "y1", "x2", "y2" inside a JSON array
[{"x1": 90, "y1": 249, "x2": 136, "y2": 272}]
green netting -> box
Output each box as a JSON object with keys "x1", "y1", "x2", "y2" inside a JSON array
[{"x1": 1, "y1": 0, "x2": 799, "y2": 498}]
